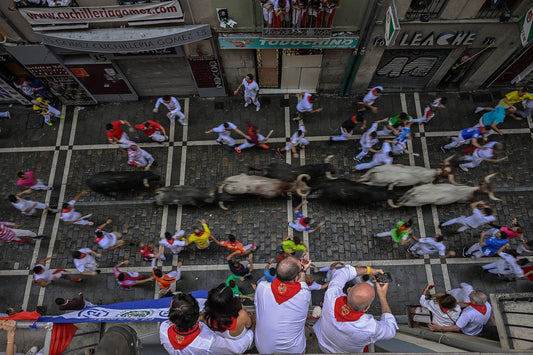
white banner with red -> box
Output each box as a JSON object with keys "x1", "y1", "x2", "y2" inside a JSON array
[{"x1": 20, "y1": 0, "x2": 183, "y2": 25}]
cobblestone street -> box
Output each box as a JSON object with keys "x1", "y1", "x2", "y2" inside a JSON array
[{"x1": 0, "y1": 90, "x2": 531, "y2": 318}]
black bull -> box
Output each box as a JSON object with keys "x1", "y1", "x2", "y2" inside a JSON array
[
  {"x1": 308, "y1": 179, "x2": 397, "y2": 204},
  {"x1": 86, "y1": 171, "x2": 161, "y2": 196},
  {"x1": 248, "y1": 160, "x2": 334, "y2": 185}
]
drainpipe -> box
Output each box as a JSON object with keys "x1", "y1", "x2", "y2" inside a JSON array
[{"x1": 340, "y1": 0, "x2": 384, "y2": 96}]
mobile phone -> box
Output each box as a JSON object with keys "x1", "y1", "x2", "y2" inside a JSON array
[{"x1": 375, "y1": 272, "x2": 392, "y2": 283}]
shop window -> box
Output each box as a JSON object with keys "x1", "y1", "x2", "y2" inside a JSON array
[
  {"x1": 404, "y1": 0, "x2": 447, "y2": 21},
  {"x1": 476, "y1": 0, "x2": 518, "y2": 20}
]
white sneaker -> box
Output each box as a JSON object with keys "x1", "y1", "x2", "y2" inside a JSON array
[
  {"x1": 244, "y1": 102, "x2": 249, "y2": 108},
  {"x1": 256, "y1": 106, "x2": 260, "y2": 111},
  {"x1": 26, "y1": 346, "x2": 38, "y2": 355},
  {"x1": 474, "y1": 106, "x2": 484, "y2": 113},
  {"x1": 459, "y1": 164, "x2": 468, "y2": 172},
  {"x1": 179, "y1": 120, "x2": 188, "y2": 126}
]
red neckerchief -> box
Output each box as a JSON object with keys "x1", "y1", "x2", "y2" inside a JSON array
[
  {"x1": 334, "y1": 296, "x2": 365, "y2": 322},
  {"x1": 246, "y1": 79, "x2": 254, "y2": 85},
  {"x1": 62, "y1": 208, "x2": 72, "y2": 213},
  {"x1": 351, "y1": 115, "x2": 357, "y2": 123},
  {"x1": 271, "y1": 278, "x2": 301, "y2": 304},
  {"x1": 212, "y1": 316, "x2": 237, "y2": 332},
  {"x1": 79, "y1": 253, "x2": 87, "y2": 259},
  {"x1": 306, "y1": 282, "x2": 313, "y2": 286},
  {"x1": 139, "y1": 246, "x2": 154, "y2": 258},
  {"x1": 307, "y1": 95, "x2": 312, "y2": 104},
  {"x1": 372, "y1": 88, "x2": 379, "y2": 95},
  {"x1": 166, "y1": 238, "x2": 175, "y2": 245},
  {"x1": 194, "y1": 231, "x2": 204, "y2": 237},
  {"x1": 466, "y1": 303, "x2": 487, "y2": 315},
  {"x1": 299, "y1": 218, "x2": 308, "y2": 227},
  {"x1": 167, "y1": 323, "x2": 201, "y2": 350},
  {"x1": 95, "y1": 235, "x2": 104, "y2": 243}
]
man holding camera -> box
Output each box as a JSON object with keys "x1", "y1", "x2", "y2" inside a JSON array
[{"x1": 314, "y1": 264, "x2": 397, "y2": 353}]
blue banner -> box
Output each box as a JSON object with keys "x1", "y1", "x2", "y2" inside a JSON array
[{"x1": 37, "y1": 290, "x2": 208, "y2": 323}]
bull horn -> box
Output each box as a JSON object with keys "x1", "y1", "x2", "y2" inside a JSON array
[
  {"x1": 143, "y1": 178, "x2": 150, "y2": 188},
  {"x1": 484, "y1": 173, "x2": 497, "y2": 183},
  {"x1": 218, "y1": 201, "x2": 229, "y2": 210},
  {"x1": 447, "y1": 174, "x2": 463, "y2": 186},
  {"x1": 387, "y1": 199, "x2": 400, "y2": 208},
  {"x1": 487, "y1": 191, "x2": 501, "y2": 201},
  {"x1": 325, "y1": 171, "x2": 337, "y2": 180},
  {"x1": 443, "y1": 154, "x2": 455, "y2": 163},
  {"x1": 297, "y1": 187, "x2": 310, "y2": 197},
  {"x1": 297, "y1": 173, "x2": 311, "y2": 182}
]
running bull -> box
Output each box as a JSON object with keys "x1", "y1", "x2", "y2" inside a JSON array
[
  {"x1": 86, "y1": 171, "x2": 160, "y2": 196},
  {"x1": 388, "y1": 173, "x2": 500, "y2": 208},
  {"x1": 155, "y1": 186, "x2": 235, "y2": 207},
  {"x1": 358, "y1": 156, "x2": 457, "y2": 187},
  {"x1": 309, "y1": 179, "x2": 395, "y2": 205},
  {"x1": 249, "y1": 155, "x2": 335, "y2": 184},
  {"x1": 217, "y1": 173, "x2": 311, "y2": 210}
]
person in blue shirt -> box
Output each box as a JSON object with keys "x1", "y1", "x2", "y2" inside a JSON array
[
  {"x1": 463, "y1": 229, "x2": 509, "y2": 258},
  {"x1": 475, "y1": 106, "x2": 516, "y2": 136},
  {"x1": 441, "y1": 126, "x2": 488, "y2": 153},
  {"x1": 27, "y1": 78, "x2": 52, "y2": 100}
]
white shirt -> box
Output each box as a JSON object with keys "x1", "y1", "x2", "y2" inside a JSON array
[
  {"x1": 418, "y1": 295, "x2": 461, "y2": 327},
  {"x1": 307, "y1": 281, "x2": 323, "y2": 291},
  {"x1": 447, "y1": 283, "x2": 473, "y2": 303},
  {"x1": 95, "y1": 229, "x2": 117, "y2": 250},
  {"x1": 464, "y1": 208, "x2": 495, "y2": 228},
  {"x1": 159, "y1": 231, "x2": 187, "y2": 254},
  {"x1": 254, "y1": 279, "x2": 310, "y2": 354},
  {"x1": 296, "y1": 93, "x2": 314, "y2": 112},
  {"x1": 242, "y1": 79, "x2": 259, "y2": 97},
  {"x1": 374, "y1": 142, "x2": 393, "y2": 165},
  {"x1": 363, "y1": 86, "x2": 383, "y2": 105},
  {"x1": 473, "y1": 141, "x2": 497, "y2": 160},
  {"x1": 155, "y1": 97, "x2": 181, "y2": 111},
  {"x1": 290, "y1": 126, "x2": 306, "y2": 144},
  {"x1": 73, "y1": 248, "x2": 97, "y2": 273},
  {"x1": 314, "y1": 265, "x2": 398, "y2": 353},
  {"x1": 213, "y1": 122, "x2": 237, "y2": 134},
  {"x1": 33, "y1": 265, "x2": 61, "y2": 282},
  {"x1": 413, "y1": 237, "x2": 446, "y2": 256},
  {"x1": 11, "y1": 198, "x2": 34, "y2": 214},
  {"x1": 361, "y1": 122, "x2": 378, "y2": 147},
  {"x1": 61, "y1": 200, "x2": 82, "y2": 222},
  {"x1": 159, "y1": 321, "x2": 253, "y2": 355},
  {"x1": 456, "y1": 303, "x2": 492, "y2": 336},
  {"x1": 487, "y1": 252, "x2": 524, "y2": 277}
]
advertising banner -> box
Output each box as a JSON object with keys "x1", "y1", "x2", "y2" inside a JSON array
[
  {"x1": 518, "y1": 6, "x2": 533, "y2": 47},
  {"x1": 20, "y1": 0, "x2": 184, "y2": 25},
  {"x1": 219, "y1": 37, "x2": 358, "y2": 49}
]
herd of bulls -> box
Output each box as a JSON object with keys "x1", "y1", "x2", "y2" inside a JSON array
[{"x1": 85, "y1": 155, "x2": 500, "y2": 209}]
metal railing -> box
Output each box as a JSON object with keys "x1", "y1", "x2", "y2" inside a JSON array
[
  {"x1": 262, "y1": 27, "x2": 332, "y2": 38},
  {"x1": 404, "y1": 0, "x2": 446, "y2": 21}
]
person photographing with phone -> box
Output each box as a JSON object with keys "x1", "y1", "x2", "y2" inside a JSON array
[{"x1": 314, "y1": 265, "x2": 398, "y2": 353}]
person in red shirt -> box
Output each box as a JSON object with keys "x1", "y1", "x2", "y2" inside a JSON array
[
  {"x1": 106, "y1": 120, "x2": 134, "y2": 148},
  {"x1": 135, "y1": 121, "x2": 168, "y2": 143}
]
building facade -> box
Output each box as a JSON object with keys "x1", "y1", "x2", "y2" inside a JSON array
[{"x1": 0, "y1": 0, "x2": 531, "y2": 104}]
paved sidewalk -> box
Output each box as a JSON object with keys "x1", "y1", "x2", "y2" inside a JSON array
[{"x1": 0, "y1": 90, "x2": 531, "y2": 320}]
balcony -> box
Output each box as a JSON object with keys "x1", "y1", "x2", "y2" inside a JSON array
[{"x1": 262, "y1": 27, "x2": 332, "y2": 38}]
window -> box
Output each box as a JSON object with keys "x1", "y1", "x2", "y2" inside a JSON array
[
  {"x1": 404, "y1": 0, "x2": 447, "y2": 21},
  {"x1": 476, "y1": 0, "x2": 519, "y2": 19}
]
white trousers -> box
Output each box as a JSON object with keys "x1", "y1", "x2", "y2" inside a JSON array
[
  {"x1": 244, "y1": 92, "x2": 260, "y2": 109},
  {"x1": 461, "y1": 154, "x2": 485, "y2": 169},
  {"x1": 444, "y1": 133, "x2": 470, "y2": 149},
  {"x1": 149, "y1": 132, "x2": 166, "y2": 142},
  {"x1": 31, "y1": 179, "x2": 52, "y2": 191},
  {"x1": 285, "y1": 138, "x2": 309, "y2": 151},
  {"x1": 217, "y1": 132, "x2": 235, "y2": 146},
  {"x1": 168, "y1": 108, "x2": 186, "y2": 122},
  {"x1": 131, "y1": 149, "x2": 155, "y2": 167},
  {"x1": 11, "y1": 228, "x2": 37, "y2": 238},
  {"x1": 355, "y1": 160, "x2": 382, "y2": 171},
  {"x1": 331, "y1": 127, "x2": 352, "y2": 141}
]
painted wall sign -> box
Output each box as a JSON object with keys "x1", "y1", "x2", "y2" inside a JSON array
[
  {"x1": 518, "y1": 6, "x2": 533, "y2": 46},
  {"x1": 370, "y1": 49, "x2": 450, "y2": 89},
  {"x1": 37, "y1": 26, "x2": 211, "y2": 53},
  {"x1": 20, "y1": 0, "x2": 184, "y2": 25},
  {"x1": 218, "y1": 37, "x2": 358, "y2": 49},
  {"x1": 188, "y1": 59, "x2": 224, "y2": 89},
  {"x1": 374, "y1": 31, "x2": 479, "y2": 47},
  {"x1": 384, "y1": 5, "x2": 400, "y2": 46},
  {"x1": 25, "y1": 63, "x2": 70, "y2": 77}
]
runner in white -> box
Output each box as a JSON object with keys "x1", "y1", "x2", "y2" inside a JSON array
[
  {"x1": 95, "y1": 219, "x2": 130, "y2": 251},
  {"x1": 459, "y1": 141, "x2": 505, "y2": 171},
  {"x1": 33, "y1": 255, "x2": 81, "y2": 287},
  {"x1": 411, "y1": 97, "x2": 447, "y2": 124},
  {"x1": 60, "y1": 191, "x2": 94, "y2": 226},
  {"x1": 8, "y1": 189, "x2": 56, "y2": 216},
  {"x1": 354, "y1": 120, "x2": 384, "y2": 161},
  {"x1": 354, "y1": 142, "x2": 394, "y2": 171},
  {"x1": 407, "y1": 234, "x2": 456, "y2": 259},
  {"x1": 159, "y1": 231, "x2": 188, "y2": 255},
  {"x1": 127, "y1": 143, "x2": 155, "y2": 169},
  {"x1": 72, "y1": 248, "x2": 101, "y2": 275},
  {"x1": 359, "y1": 86, "x2": 383, "y2": 113},
  {"x1": 205, "y1": 122, "x2": 247, "y2": 147},
  {"x1": 277, "y1": 125, "x2": 309, "y2": 158},
  {"x1": 234, "y1": 74, "x2": 260, "y2": 111},
  {"x1": 293, "y1": 93, "x2": 322, "y2": 121},
  {"x1": 153, "y1": 95, "x2": 187, "y2": 125},
  {"x1": 481, "y1": 252, "x2": 527, "y2": 278},
  {"x1": 441, "y1": 201, "x2": 495, "y2": 233}
]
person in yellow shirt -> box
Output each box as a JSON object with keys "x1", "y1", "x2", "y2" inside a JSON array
[
  {"x1": 498, "y1": 88, "x2": 533, "y2": 120},
  {"x1": 188, "y1": 219, "x2": 213, "y2": 249}
]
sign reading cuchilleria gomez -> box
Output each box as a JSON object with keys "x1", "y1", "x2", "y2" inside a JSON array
[{"x1": 20, "y1": 0, "x2": 183, "y2": 25}]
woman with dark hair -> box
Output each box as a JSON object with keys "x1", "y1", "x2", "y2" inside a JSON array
[
  {"x1": 202, "y1": 283, "x2": 253, "y2": 339},
  {"x1": 418, "y1": 284, "x2": 461, "y2": 327},
  {"x1": 160, "y1": 292, "x2": 253, "y2": 354}
]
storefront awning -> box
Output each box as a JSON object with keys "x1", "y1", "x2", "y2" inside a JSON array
[{"x1": 36, "y1": 24, "x2": 211, "y2": 53}]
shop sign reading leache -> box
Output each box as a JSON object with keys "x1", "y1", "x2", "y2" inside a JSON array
[{"x1": 218, "y1": 37, "x2": 358, "y2": 49}]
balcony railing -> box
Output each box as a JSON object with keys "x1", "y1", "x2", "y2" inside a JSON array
[{"x1": 262, "y1": 27, "x2": 332, "y2": 38}]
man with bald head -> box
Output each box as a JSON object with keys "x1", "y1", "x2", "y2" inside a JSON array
[
  {"x1": 314, "y1": 264, "x2": 397, "y2": 353},
  {"x1": 428, "y1": 290, "x2": 492, "y2": 336},
  {"x1": 254, "y1": 255, "x2": 312, "y2": 354}
]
